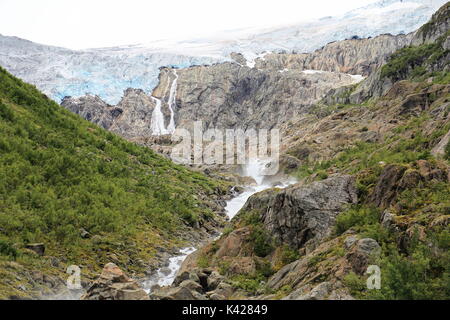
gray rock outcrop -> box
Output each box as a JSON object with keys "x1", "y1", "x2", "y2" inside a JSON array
[
  {"x1": 81, "y1": 263, "x2": 149, "y2": 300},
  {"x1": 240, "y1": 175, "x2": 358, "y2": 250},
  {"x1": 61, "y1": 89, "x2": 156, "y2": 141},
  {"x1": 255, "y1": 33, "x2": 413, "y2": 76}
]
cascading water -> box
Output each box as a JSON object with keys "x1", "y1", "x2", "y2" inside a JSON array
[
  {"x1": 150, "y1": 97, "x2": 168, "y2": 135},
  {"x1": 225, "y1": 158, "x2": 273, "y2": 219},
  {"x1": 149, "y1": 70, "x2": 178, "y2": 136},
  {"x1": 143, "y1": 247, "x2": 196, "y2": 293},
  {"x1": 166, "y1": 70, "x2": 178, "y2": 134},
  {"x1": 143, "y1": 159, "x2": 295, "y2": 293}
]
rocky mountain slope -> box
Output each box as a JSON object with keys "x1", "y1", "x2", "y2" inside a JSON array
[
  {"x1": 0, "y1": 0, "x2": 449, "y2": 302},
  {"x1": 61, "y1": 31, "x2": 414, "y2": 144},
  {"x1": 143, "y1": 3, "x2": 450, "y2": 300},
  {"x1": 0, "y1": 0, "x2": 446, "y2": 105}
]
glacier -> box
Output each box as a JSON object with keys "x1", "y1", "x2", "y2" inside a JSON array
[{"x1": 0, "y1": 0, "x2": 446, "y2": 104}]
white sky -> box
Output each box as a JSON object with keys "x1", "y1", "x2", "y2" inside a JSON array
[{"x1": 0, "y1": 0, "x2": 379, "y2": 49}]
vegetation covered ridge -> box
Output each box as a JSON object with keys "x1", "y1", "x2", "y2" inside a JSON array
[{"x1": 0, "y1": 67, "x2": 230, "y2": 299}]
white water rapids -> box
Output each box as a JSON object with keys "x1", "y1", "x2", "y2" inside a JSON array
[{"x1": 143, "y1": 159, "x2": 295, "y2": 293}]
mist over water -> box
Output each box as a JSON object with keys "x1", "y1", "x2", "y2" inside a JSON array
[{"x1": 142, "y1": 159, "x2": 295, "y2": 292}]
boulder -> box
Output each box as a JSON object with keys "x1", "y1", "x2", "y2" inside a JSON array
[
  {"x1": 25, "y1": 243, "x2": 45, "y2": 256},
  {"x1": 214, "y1": 282, "x2": 234, "y2": 299},
  {"x1": 81, "y1": 263, "x2": 149, "y2": 300},
  {"x1": 284, "y1": 282, "x2": 331, "y2": 300},
  {"x1": 344, "y1": 236, "x2": 358, "y2": 249},
  {"x1": 380, "y1": 210, "x2": 399, "y2": 232},
  {"x1": 241, "y1": 175, "x2": 358, "y2": 250},
  {"x1": 209, "y1": 293, "x2": 226, "y2": 300},
  {"x1": 206, "y1": 271, "x2": 224, "y2": 291},
  {"x1": 151, "y1": 286, "x2": 198, "y2": 300},
  {"x1": 79, "y1": 228, "x2": 90, "y2": 239},
  {"x1": 179, "y1": 280, "x2": 203, "y2": 293},
  {"x1": 215, "y1": 227, "x2": 251, "y2": 258},
  {"x1": 369, "y1": 164, "x2": 407, "y2": 208},
  {"x1": 431, "y1": 129, "x2": 450, "y2": 157},
  {"x1": 346, "y1": 238, "x2": 381, "y2": 275}
]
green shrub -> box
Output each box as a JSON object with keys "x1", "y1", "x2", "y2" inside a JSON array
[
  {"x1": 0, "y1": 66, "x2": 229, "y2": 273},
  {"x1": 197, "y1": 254, "x2": 210, "y2": 268},
  {"x1": 250, "y1": 225, "x2": 274, "y2": 257},
  {"x1": 317, "y1": 170, "x2": 329, "y2": 180},
  {"x1": 335, "y1": 205, "x2": 380, "y2": 235},
  {"x1": 0, "y1": 240, "x2": 18, "y2": 259},
  {"x1": 366, "y1": 237, "x2": 449, "y2": 300},
  {"x1": 230, "y1": 275, "x2": 264, "y2": 294},
  {"x1": 280, "y1": 245, "x2": 300, "y2": 265},
  {"x1": 445, "y1": 140, "x2": 450, "y2": 160},
  {"x1": 343, "y1": 272, "x2": 366, "y2": 295},
  {"x1": 380, "y1": 43, "x2": 442, "y2": 81},
  {"x1": 256, "y1": 260, "x2": 275, "y2": 278}
]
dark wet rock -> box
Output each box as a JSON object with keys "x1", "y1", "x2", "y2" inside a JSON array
[
  {"x1": 369, "y1": 164, "x2": 407, "y2": 209},
  {"x1": 25, "y1": 243, "x2": 45, "y2": 256}
]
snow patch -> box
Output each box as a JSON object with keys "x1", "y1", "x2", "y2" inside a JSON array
[
  {"x1": 302, "y1": 69, "x2": 325, "y2": 75},
  {"x1": 242, "y1": 51, "x2": 270, "y2": 68},
  {"x1": 349, "y1": 74, "x2": 365, "y2": 83}
]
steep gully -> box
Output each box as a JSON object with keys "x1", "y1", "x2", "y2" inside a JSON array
[
  {"x1": 142, "y1": 159, "x2": 295, "y2": 293},
  {"x1": 50, "y1": 32, "x2": 407, "y2": 296}
]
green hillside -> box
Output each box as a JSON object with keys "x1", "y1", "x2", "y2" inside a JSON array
[{"x1": 0, "y1": 67, "x2": 228, "y2": 298}]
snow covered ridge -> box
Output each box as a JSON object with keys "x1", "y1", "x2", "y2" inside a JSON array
[{"x1": 0, "y1": 0, "x2": 446, "y2": 104}]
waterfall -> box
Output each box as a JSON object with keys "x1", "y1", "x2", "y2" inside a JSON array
[
  {"x1": 244, "y1": 158, "x2": 272, "y2": 185},
  {"x1": 143, "y1": 247, "x2": 196, "y2": 293},
  {"x1": 167, "y1": 70, "x2": 178, "y2": 134},
  {"x1": 143, "y1": 158, "x2": 296, "y2": 292},
  {"x1": 150, "y1": 70, "x2": 178, "y2": 136},
  {"x1": 224, "y1": 159, "x2": 273, "y2": 219},
  {"x1": 150, "y1": 97, "x2": 169, "y2": 135}
]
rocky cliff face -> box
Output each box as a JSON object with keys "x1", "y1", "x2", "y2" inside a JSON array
[
  {"x1": 240, "y1": 175, "x2": 358, "y2": 251},
  {"x1": 349, "y1": 2, "x2": 450, "y2": 104},
  {"x1": 412, "y1": 2, "x2": 450, "y2": 45},
  {"x1": 160, "y1": 64, "x2": 361, "y2": 131},
  {"x1": 254, "y1": 33, "x2": 413, "y2": 76},
  {"x1": 61, "y1": 95, "x2": 120, "y2": 130},
  {"x1": 62, "y1": 88, "x2": 157, "y2": 142},
  {"x1": 60, "y1": 30, "x2": 418, "y2": 142},
  {"x1": 61, "y1": 61, "x2": 363, "y2": 142},
  {"x1": 148, "y1": 32, "x2": 418, "y2": 134}
]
